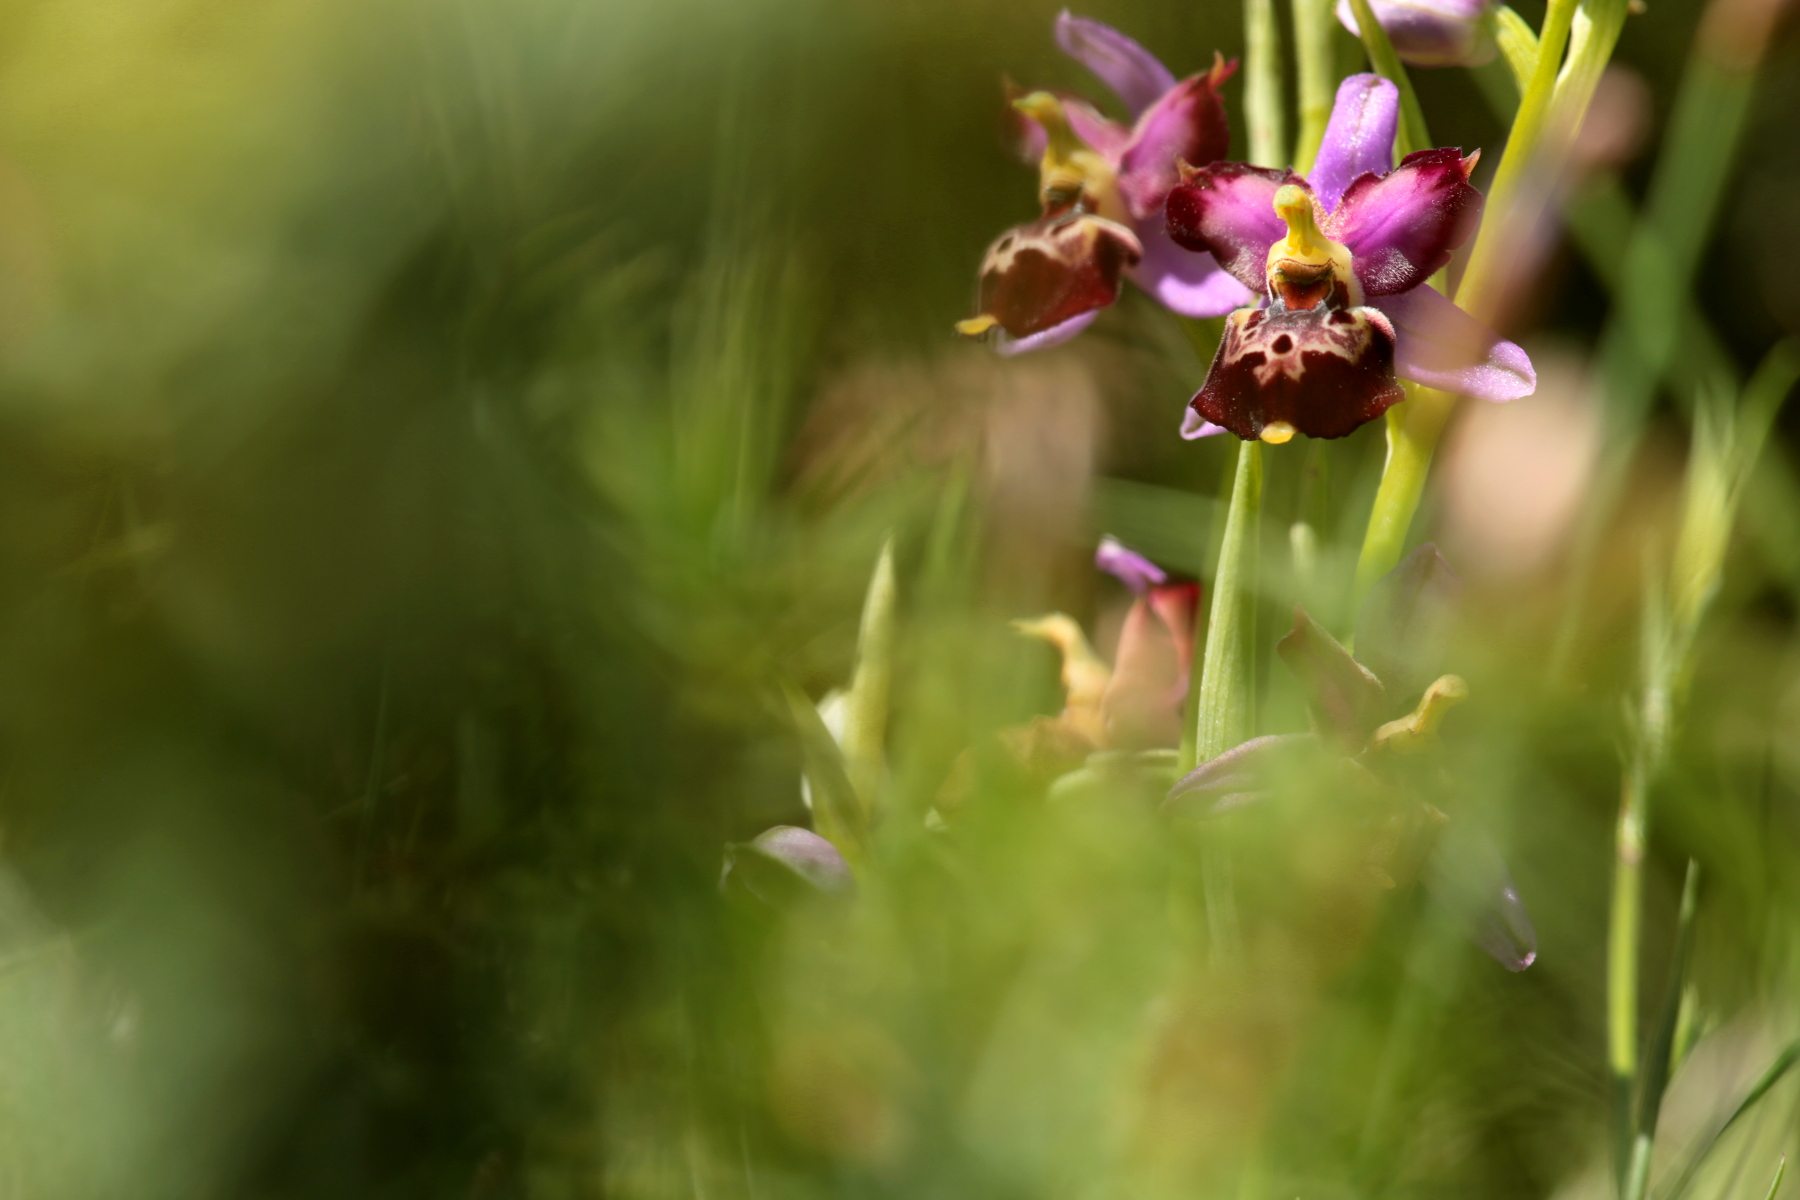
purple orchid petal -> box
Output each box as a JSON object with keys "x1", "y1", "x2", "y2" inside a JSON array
[
  {"x1": 1165, "y1": 162, "x2": 1299, "y2": 292},
  {"x1": 1094, "y1": 536, "x2": 1166, "y2": 597},
  {"x1": 1180, "y1": 408, "x2": 1230, "y2": 439},
  {"x1": 994, "y1": 310, "x2": 1101, "y2": 355},
  {"x1": 1096, "y1": 535, "x2": 1167, "y2": 593},
  {"x1": 1337, "y1": 0, "x2": 1496, "y2": 68},
  {"x1": 1063, "y1": 97, "x2": 1134, "y2": 163},
  {"x1": 1309, "y1": 74, "x2": 1399, "y2": 214},
  {"x1": 1054, "y1": 10, "x2": 1177, "y2": 118},
  {"x1": 1375, "y1": 284, "x2": 1536, "y2": 400},
  {"x1": 1326, "y1": 147, "x2": 1483, "y2": 297},
  {"x1": 1117, "y1": 58, "x2": 1235, "y2": 220},
  {"x1": 1129, "y1": 224, "x2": 1256, "y2": 318}
]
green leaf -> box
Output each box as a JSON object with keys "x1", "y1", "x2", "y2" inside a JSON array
[
  {"x1": 842, "y1": 535, "x2": 897, "y2": 819},
  {"x1": 1193, "y1": 441, "x2": 1263, "y2": 764}
]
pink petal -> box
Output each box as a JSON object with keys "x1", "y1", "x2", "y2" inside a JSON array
[
  {"x1": 1063, "y1": 96, "x2": 1133, "y2": 163},
  {"x1": 1180, "y1": 409, "x2": 1230, "y2": 439},
  {"x1": 1308, "y1": 74, "x2": 1398, "y2": 214},
  {"x1": 1102, "y1": 582, "x2": 1201, "y2": 750},
  {"x1": 1054, "y1": 10, "x2": 1177, "y2": 118},
  {"x1": 1326, "y1": 147, "x2": 1483, "y2": 297},
  {"x1": 995, "y1": 310, "x2": 1101, "y2": 356},
  {"x1": 1375, "y1": 284, "x2": 1535, "y2": 400},
  {"x1": 1128, "y1": 223, "x2": 1256, "y2": 318},
  {"x1": 1165, "y1": 162, "x2": 1299, "y2": 292},
  {"x1": 1096, "y1": 535, "x2": 1167, "y2": 593},
  {"x1": 1117, "y1": 58, "x2": 1235, "y2": 220}
]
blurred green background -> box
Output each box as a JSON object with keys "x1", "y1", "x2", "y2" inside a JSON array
[{"x1": 0, "y1": 0, "x2": 1797, "y2": 1196}]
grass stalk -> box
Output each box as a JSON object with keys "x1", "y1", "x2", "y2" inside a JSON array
[{"x1": 1291, "y1": 0, "x2": 1336, "y2": 171}]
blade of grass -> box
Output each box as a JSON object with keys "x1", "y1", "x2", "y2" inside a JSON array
[
  {"x1": 784, "y1": 680, "x2": 868, "y2": 863},
  {"x1": 1613, "y1": 553, "x2": 1672, "y2": 1190},
  {"x1": 1194, "y1": 441, "x2": 1264, "y2": 765},
  {"x1": 1659, "y1": 1040, "x2": 1800, "y2": 1200},
  {"x1": 1246, "y1": 0, "x2": 1288, "y2": 167},
  {"x1": 1760, "y1": 1156, "x2": 1787, "y2": 1200},
  {"x1": 842, "y1": 536, "x2": 896, "y2": 819},
  {"x1": 1549, "y1": 0, "x2": 1779, "y2": 672},
  {"x1": 1624, "y1": 860, "x2": 1703, "y2": 1200}
]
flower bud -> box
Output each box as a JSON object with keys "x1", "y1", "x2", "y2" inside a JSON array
[
  {"x1": 721, "y1": 827, "x2": 855, "y2": 908},
  {"x1": 1335, "y1": 0, "x2": 1497, "y2": 68}
]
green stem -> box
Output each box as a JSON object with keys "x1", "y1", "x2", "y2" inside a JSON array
[
  {"x1": 1490, "y1": 6, "x2": 1542, "y2": 93},
  {"x1": 1353, "y1": 0, "x2": 1603, "y2": 602},
  {"x1": 1609, "y1": 759, "x2": 1647, "y2": 1190},
  {"x1": 1344, "y1": 0, "x2": 1432, "y2": 154},
  {"x1": 1455, "y1": 0, "x2": 1579, "y2": 315},
  {"x1": 1291, "y1": 0, "x2": 1336, "y2": 172},
  {"x1": 1245, "y1": 0, "x2": 1287, "y2": 167},
  {"x1": 1351, "y1": 384, "x2": 1454, "y2": 603}
]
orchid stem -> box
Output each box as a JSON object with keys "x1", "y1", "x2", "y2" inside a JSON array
[
  {"x1": 1612, "y1": 556, "x2": 1672, "y2": 1193},
  {"x1": 1291, "y1": 0, "x2": 1336, "y2": 172},
  {"x1": 1351, "y1": 384, "x2": 1453, "y2": 605},
  {"x1": 1344, "y1": 0, "x2": 1432, "y2": 155},
  {"x1": 1455, "y1": 0, "x2": 1579, "y2": 315},
  {"x1": 1245, "y1": 0, "x2": 1287, "y2": 167},
  {"x1": 1352, "y1": 0, "x2": 1609, "y2": 606}
]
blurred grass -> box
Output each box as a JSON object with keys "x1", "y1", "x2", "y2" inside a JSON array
[{"x1": 0, "y1": 0, "x2": 1791, "y2": 1197}]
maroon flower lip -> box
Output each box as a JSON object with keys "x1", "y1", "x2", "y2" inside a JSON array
[
  {"x1": 964, "y1": 213, "x2": 1143, "y2": 346},
  {"x1": 1164, "y1": 74, "x2": 1535, "y2": 442},
  {"x1": 1194, "y1": 305, "x2": 1406, "y2": 442}
]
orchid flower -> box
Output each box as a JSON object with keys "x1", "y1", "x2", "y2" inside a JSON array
[
  {"x1": 937, "y1": 538, "x2": 1200, "y2": 811},
  {"x1": 1337, "y1": 0, "x2": 1498, "y2": 69},
  {"x1": 955, "y1": 12, "x2": 1255, "y2": 355},
  {"x1": 1165, "y1": 545, "x2": 1538, "y2": 971},
  {"x1": 1006, "y1": 538, "x2": 1199, "y2": 764},
  {"x1": 1165, "y1": 74, "x2": 1535, "y2": 443}
]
